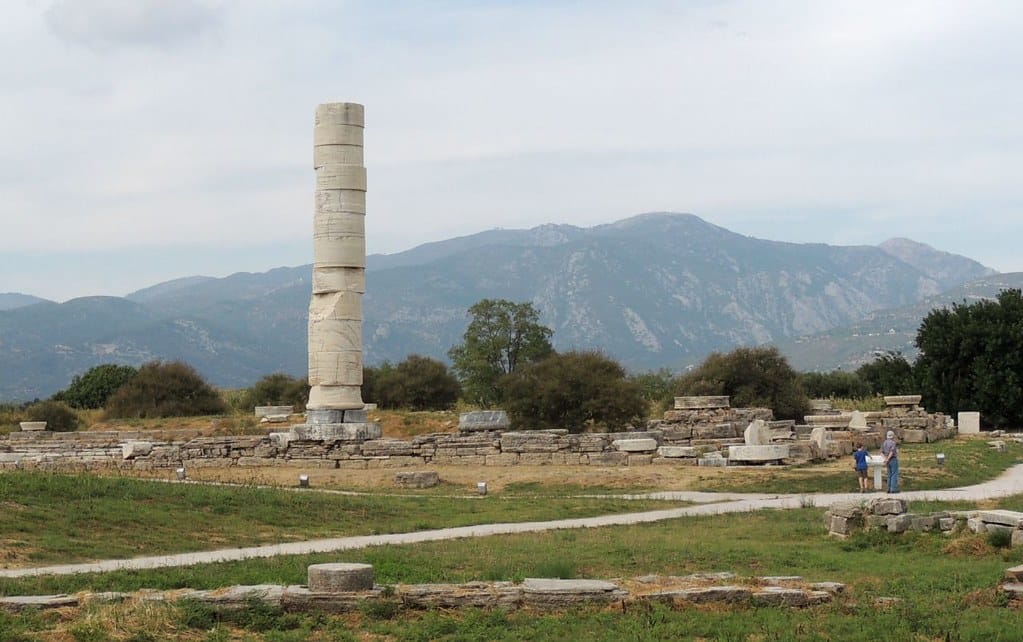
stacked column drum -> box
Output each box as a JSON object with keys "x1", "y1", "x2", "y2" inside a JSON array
[{"x1": 308, "y1": 103, "x2": 366, "y2": 412}]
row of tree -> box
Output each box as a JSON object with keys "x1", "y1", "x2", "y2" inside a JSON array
[{"x1": 26, "y1": 289, "x2": 1023, "y2": 431}]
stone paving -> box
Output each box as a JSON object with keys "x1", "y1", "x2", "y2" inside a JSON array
[{"x1": 4, "y1": 464, "x2": 1023, "y2": 580}]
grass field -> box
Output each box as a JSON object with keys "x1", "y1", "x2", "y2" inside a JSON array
[
  {"x1": 0, "y1": 471, "x2": 675, "y2": 568},
  {"x1": 3, "y1": 498, "x2": 1023, "y2": 640}
]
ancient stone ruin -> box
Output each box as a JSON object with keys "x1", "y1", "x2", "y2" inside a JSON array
[{"x1": 0, "y1": 563, "x2": 844, "y2": 615}]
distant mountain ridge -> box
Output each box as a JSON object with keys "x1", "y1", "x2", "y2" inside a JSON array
[
  {"x1": 0, "y1": 212, "x2": 997, "y2": 400},
  {"x1": 0, "y1": 293, "x2": 51, "y2": 311}
]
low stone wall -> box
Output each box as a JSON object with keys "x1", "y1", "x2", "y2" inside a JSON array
[
  {"x1": 0, "y1": 427, "x2": 780, "y2": 470},
  {"x1": 0, "y1": 571, "x2": 841, "y2": 614},
  {"x1": 826, "y1": 500, "x2": 1023, "y2": 544}
]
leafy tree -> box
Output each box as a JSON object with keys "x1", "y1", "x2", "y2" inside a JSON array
[
  {"x1": 240, "y1": 373, "x2": 309, "y2": 412},
  {"x1": 362, "y1": 362, "x2": 392, "y2": 405},
  {"x1": 855, "y1": 352, "x2": 916, "y2": 396},
  {"x1": 374, "y1": 355, "x2": 461, "y2": 410},
  {"x1": 630, "y1": 368, "x2": 677, "y2": 405},
  {"x1": 26, "y1": 400, "x2": 81, "y2": 432},
  {"x1": 448, "y1": 299, "x2": 554, "y2": 406},
  {"x1": 498, "y1": 351, "x2": 647, "y2": 432},
  {"x1": 58, "y1": 364, "x2": 139, "y2": 409},
  {"x1": 104, "y1": 361, "x2": 228, "y2": 419},
  {"x1": 915, "y1": 289, "x2": 1023, "y2": 426},
  {"x1": 674, "y1": 347, "x2": 809, "y2": 421},
  {"x1": 799, "y1": 370, "x2": 871, "y2": 399}
]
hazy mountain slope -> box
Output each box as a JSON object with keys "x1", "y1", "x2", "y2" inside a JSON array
[
  {"x1": 775, "y1": 272, "x2": 1023, "y2": 372},
  {"x1": 879, "y1": 238, "x2": 996, "y2": 290},
  {"x1": 0, "y1": 213, "x2": 998, "y2": 400},
  {"x1": 0, "y1": 293, "x2": 51, "y2": 311}
]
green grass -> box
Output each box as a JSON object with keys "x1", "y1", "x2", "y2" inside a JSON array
[
  {"x1": 0, "y1": 471, "x2": 675, "y2": 566},
  {"x1": 5, "y1": 498, "x2": 1023, "y2": 639},
  {"x1": 703, "y1": 437, "x2": 1023, "y2": 494}
]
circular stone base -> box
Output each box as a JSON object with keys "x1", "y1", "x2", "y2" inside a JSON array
[{"x1": 307, "y1": 563, "x2": 374, "y2": 592}]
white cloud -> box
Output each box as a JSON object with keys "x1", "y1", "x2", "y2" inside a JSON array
[
  {"x1": 44, "y1": 0, "x2": 223, "y2": 50},
  {"x1": 1, "y1": 0, "x2": 1022, "y2": 300}
]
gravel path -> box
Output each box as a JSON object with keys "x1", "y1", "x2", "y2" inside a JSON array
[{"x1": 4, "y1": 464, "x2": 1023, "y2": 579}]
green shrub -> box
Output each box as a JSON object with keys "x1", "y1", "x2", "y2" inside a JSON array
[
  {"x1": 239, "y1": 373, "x2": 308, "y2": 412},
  {"x1": 58, "y1": 364, "x2": 139, "y2": 409},
  {"x1": 674, "y1": 347, "x2": 809, "y2": 421},
  {"x1": 25, "y1": 400, "x2": 81, "y2": 432},
  {"x1": 499, "y1": 351, "x2": 647, "y2": 432},
  {"x1": 799, "y1": 370, "x2": 871, "y2": 399},
  {"x1": 374, "y1": 355, "x2": 461, "y2": 410},
  {"x1": 856, "y1": 351, "x2": 917, "y2": 396},
  {"x1": 988, "y1": 528, "x2": 1013, "y2": 549},
  {"x1": 104, "y1": 361, "x2": 228, "y2": 419}
]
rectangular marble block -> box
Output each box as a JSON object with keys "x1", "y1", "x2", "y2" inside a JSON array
[
  {"x1": 290, "y1": 422, "x2": 381, "y2": 442},
  {"x1": 675, "y1": 396, "x2": 729, "y2": 410},
  {"x1": 958, "y1": 411, "x2": 981, "y2": 434}
]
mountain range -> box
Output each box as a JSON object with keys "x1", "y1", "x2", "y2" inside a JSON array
[{"x1": 0, "y1": 212, "x2": 1002, "y2": 401}]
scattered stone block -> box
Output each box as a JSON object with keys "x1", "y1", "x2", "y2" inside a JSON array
[
  {"x1": 847, "y1": 411, "x2": 869, "y2": 430},
  {"x1": 121, "y1": 441, "x2": 153, "y2": 459},
  {"x1": 399, "y1": 582, "x2": 521, "y2": 609},
  {"x1": 698, "y1": 452, "x2": 728, "y2": 467},
  {"x1": 728, "y1": 444, "x2": 789, "y2": 463},
  {"x1": 884, "y1": 395, "x2": 922, "y2": 407},
  {"x1": 673, "y1": 585, "x2": 751, "y2": 604},
  {"x1": 867, "y1": 497, "x2": 907, "y2": 516},
  {"x1": 674, "y1": 396, "x2": 729, "y2": 410},
  {"x1": 811, "y1": 582, "x2": 845, "y2": 595},
  {"x1": 743, "y1": 419, "x2": 771, "y2": 445},
  {"x1": 939, "y1": 517, "x2": 957, "y2": 531},
  {"x1": 988, "y1": 440, "x2": 1007, "y2": 452},
  {"x1": 978, "y1": 510, "x2": 1023, "y2": 528},
  {"x1": 957, "y1": 411, "x2": 980, "y2": 434},
  {"x1": 521, "y1": 579, "x2": 626, "y2": 607},
  {"x1": 1005, "y1": 564, "x2": 1023, "y2": 582},
  {"x1": 18, "y1": 422, "x2": 47, "y2": 432},
  {"x1": 612, "y1": 438, "x2": 658, "y2": 452},
  {"x1": 656, "y1": 446, "x2": 699, "y2": 458},
  {"x1": 255, "y1": 405, "x2": 294, "y2": 418},
  {"x1": 0, "y1": 594, "x2": 78, "y2": 612},
  {"x1": 307, "y1": 563, "x2": 374, "y2": 593},
  {"x1": 458, "y1": 411, "x2": 510, "y2": 432},
  {"x1": 886, "y1": 514, "x2": 912, "y2": 533},
  {"x1": 394, "y1": 471, "x2": 440, "y2": 488},
  {"x1": 999, "y1": 582, "x2": 1023, "y2": 602},
  {"x1": 752, "y1": 587, "x2": 814, "y2": 607}
]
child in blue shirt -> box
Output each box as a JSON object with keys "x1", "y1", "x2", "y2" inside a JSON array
[{"x1": 853, "y1": 443, "x2": 870, "y2": 493}]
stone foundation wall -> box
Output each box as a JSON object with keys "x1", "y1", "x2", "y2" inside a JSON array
[{"x1": 0, "y1": 427, "x2": 785, "y2": 471}]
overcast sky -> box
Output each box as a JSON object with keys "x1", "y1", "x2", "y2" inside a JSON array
[{"x1": 2, "y1": 0, "x2": 1021, "y2": 302}]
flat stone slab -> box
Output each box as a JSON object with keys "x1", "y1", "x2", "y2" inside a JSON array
[
  {"x1": 884, "y1": 395, "x2": 922, "y2": 407},
  {"x1": 290, "y1": 422, "x2": 381, "y2": 442},
  {"x1": 459, "y1": 411, "x2": 510, "y2": 432},
  {"x1": 18, "y1": 422, "x2": 47, "y2": 432},
  {"x1": 978, "y1": 510, "x2": 1023, "y2": 528},
  {"x1": 657, "y1": 446, "x2": 699, "y2": 458},
  {"x1": 121, "y1": 441, "x2": 153, "y2": 459},
  {"x1": 255, "y1": 405, "x2": 294, "y2": 418},
  {"x1": 1005, "y1": 564, "x2": 1023, "y2": 582},
  {"x1": 674, "y1": 396, "x2": 729, "y2": 410},
  {"x1": 0, "y1": 594, "x2": 78, "y2": 612},
  {"x1": 613, "y1": 438, "x2": 658, "y2": 453},
  {"x1": 522, "y1": 578, "x2": 621, "y2": 593},
  {"x1": 728, "y1": 445, "x2": 789, "y2": 462}
]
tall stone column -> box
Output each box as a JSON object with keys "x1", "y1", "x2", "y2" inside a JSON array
[{"x1": 307, "y1": 102, "x2": 366, "y2": 421}]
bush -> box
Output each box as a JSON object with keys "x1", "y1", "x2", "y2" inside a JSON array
[
  {"x1": 799, "y1": 370, "x2": 871, "y2": 399},
  {"x1": 855, "y1": 352, "x2": 917, "y2": 396},
  {"x1": 374, "y1": 355, "x2": 461, "y2": 410},
  {"x1": 58, "y1": 364, "x2": 139, "y2": 409},
  {"x1": 675, "y1": 347, "x2": 809, "y2": 421},
  {"x1": 104, "y1": 361, "x2": 228, "y2": 419},
  {"x1": 499, "y1": 351, "x2": 647, "y2": 432},
  {"x1": 240, "y1": 373, "x2": 308, "y2": 412},
  {"x1": 25, "y1": 399, "x2": 82, "y2": 432}
]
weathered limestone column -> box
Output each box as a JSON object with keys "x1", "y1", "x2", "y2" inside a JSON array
[{"x1": 308, "y1": 102, "x2": 366, "y2": 419}]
